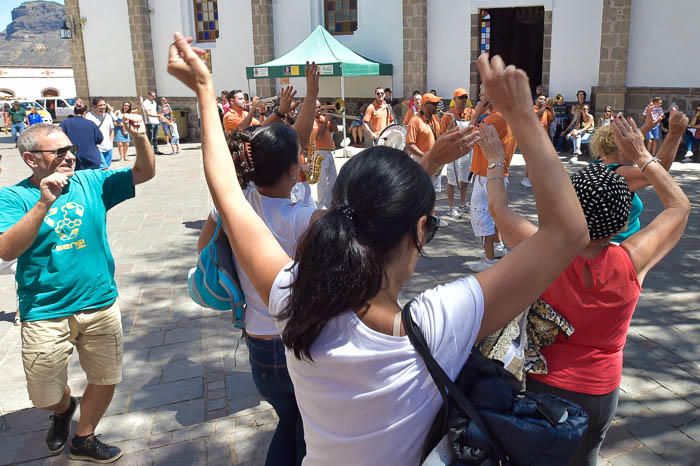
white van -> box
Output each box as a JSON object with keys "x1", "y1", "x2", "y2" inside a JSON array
[{"x1": 34, "y1": 97, "x2": 76, "y2": 122}]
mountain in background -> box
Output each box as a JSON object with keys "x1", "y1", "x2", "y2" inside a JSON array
[{"x1": 0, "y1": 1, "x2": 70, "y2": 67}]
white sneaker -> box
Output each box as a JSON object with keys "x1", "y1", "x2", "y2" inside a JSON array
[
  {"x1": 569, "y1": 156, "x2": 578, "y2": 163},
  {"x1": 448, "y1": 207, "x2": 461, "y2": 219},
  {"x1": 480, "y1": 244, "x2": 507, "y2": 259},
  {"x1": 438, "y1": 217, "x2": 449, "y2": 227},
  {"x1": 468, "y1": 258, "x2": 498, "y2": 272},
  {"x1": 685, "y1": 150, "x2": 694, "y2": 158},
  {"x1": 520, "y1": 177, "x2": 532, "y2": 188},
  {"x1": 458, "y1": 203, "x2": 470, "y2": 212}
]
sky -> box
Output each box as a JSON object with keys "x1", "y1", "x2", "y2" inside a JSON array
[{"x1": 0, "y1": 0, "x2": 63, "y2": 32}]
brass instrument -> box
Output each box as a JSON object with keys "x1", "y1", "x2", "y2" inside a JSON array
[
  {"x1": 321, "y1": 112, "x2": 363, "y2": 121},
  {"x1": 305, "y1": 134, "x2": 323, "y2": 185},
  {"x1": 318, "y1": 98, "x2": 345, "y2": 113}
]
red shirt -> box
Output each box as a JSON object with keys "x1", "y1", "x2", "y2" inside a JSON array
[{"x1": 529, "y1": 245, "x2": 641, "y2": 395}]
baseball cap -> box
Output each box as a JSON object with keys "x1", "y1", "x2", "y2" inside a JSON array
[
  {"x1": 422, "y1": 93, "x2": 442, "y2": 104},
  {"x1": 453, "y1": 88, "x2": 468, "y2": 98}
]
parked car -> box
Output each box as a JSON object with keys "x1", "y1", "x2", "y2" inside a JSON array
[
  {"x1": 35, "y1": 97, "x2": 76, "y2": 122},
  {"x1": 14, "y1": 99, "x2": 53, "y2": 124}
]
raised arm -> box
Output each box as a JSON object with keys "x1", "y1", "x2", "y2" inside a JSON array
[
  {"x1": 168, "y1": 33, "x2": 289, "y2": 305},
  {"x1": 616, "y1": 108, "x2": 688, "y2": 192},
  {"x1": 124, "y1": 113, "x2": 155, "y2": 185},
  {"x1": 612, "y1": 116, "x2": 691, "y2": 284},
  {"x1": 478, "y1": 124, "x2": 537, "y2": 248},
  {"x1": 293, "y1": 62, "x2": 319, "y2": 150},
  {"x1": 261, "y1": 86, "x2": 297, "y2": 126},
  {"x1": 473, "y1": 55, "x2": 589, "y2": 341}
]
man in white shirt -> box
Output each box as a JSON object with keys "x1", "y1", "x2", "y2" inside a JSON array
[
  {"x1": 85, "y1": 97, "x2": 114, "y2": 168},
  {"x1": 141, "y1": 91, "x2": 163, "y2": 154}
]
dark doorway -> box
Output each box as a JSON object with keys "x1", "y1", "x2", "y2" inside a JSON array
[{"x1": 479, "y1": 7, "x2": 544, "y2": 96}]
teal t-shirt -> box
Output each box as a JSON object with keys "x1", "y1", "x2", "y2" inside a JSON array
[
  {"x1": 0, "y1": 168, "x2": 135, "y2": 321},
  {"x1": 603, "y1": 163, "x2": 643, "y2": 243}
]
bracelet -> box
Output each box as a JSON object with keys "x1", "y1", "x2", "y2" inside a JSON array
[
  {"x1": 639, "y1": 156, "x2": 659, "y2": 172},
  {"x1": 273, "y1": 107, "x2": 285, "y2": 119}
]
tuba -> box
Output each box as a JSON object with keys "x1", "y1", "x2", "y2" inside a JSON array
[{"x1": 305, "y1": 133, "x2": 324, "y2": 185}]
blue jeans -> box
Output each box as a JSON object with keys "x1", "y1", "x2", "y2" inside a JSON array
[
  {"x1": 684, "y1": 131, "x2": 697, "y2": 154},
  {"x1": 146, "y1": 123, "x2": 159, "y2": 152},
  {"x1": 100, "y1": 149, "x2": 113, "y2": 168},
  {"x1": 247, "y1": 336, "x2": 305, "y2": 466},
  {"x1": 11, "y1": 122, "x2": 26, "y2": 142}
]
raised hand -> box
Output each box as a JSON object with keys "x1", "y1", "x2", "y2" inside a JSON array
[
  {"x1": 278, "y1": 86, "x2": 297, "y2": 115},
  {"x1": 477, "y1": 124, "x2": 505, "y2": 163},
  {"x1": 476, "y1": 54, "x2": 532, "y2": 116},
  {"x1": 167, "y1": 32, "x2": 210, "y2": 93},
  {"x1": 123, "y1": 113, "x2": 146, "y2": 136},
  {"x1": 305, "y1": 62, "x2": 320, "y2": 99},
  {"x1": 39, "y1": 172, "x2": 68, "y2": 205},
  {"x1": 425, "y1": 125, "x2": 480, "y2": 169},
  {"x1": 611, "y1": 114, "x2": 649, "y2": 164},
  {"x1": 667, "y1": 107, "x2": 689, "y2": 134}
]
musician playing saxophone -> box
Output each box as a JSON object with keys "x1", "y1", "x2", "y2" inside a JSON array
[{"x1": 312, "y1": 101, "x2": 339, "y2": 209}]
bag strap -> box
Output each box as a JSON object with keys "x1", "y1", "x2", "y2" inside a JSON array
[{"x1": 401, "y1": 301, "x2": 509, "y2": 462}]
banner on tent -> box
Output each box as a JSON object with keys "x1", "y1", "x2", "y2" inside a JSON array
[
  {"x1": 318, "y1": 64, "x2": 334, "y2": 75},
  {"x1": 253, "y1": 68, "x2": 268, "y2": 78}
]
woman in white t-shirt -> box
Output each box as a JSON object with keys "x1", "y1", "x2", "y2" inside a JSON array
[
  {"x1": 170, "y1": 35, "x2": 588, "y2": 466},
  {"x1": 198, "y1": 123, "x2": 325, "y2": 466}
]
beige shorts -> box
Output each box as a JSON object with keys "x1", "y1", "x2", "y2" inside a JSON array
[{"x1": 21, "y1": 302, "x2": 123, "y2": 408}]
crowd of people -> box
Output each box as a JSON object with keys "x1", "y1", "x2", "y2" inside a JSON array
[{"x1": 0, "y1": 30, "x2": 694, "y2": 466}]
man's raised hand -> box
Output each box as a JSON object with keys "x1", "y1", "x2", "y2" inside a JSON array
[
  {"x1": 305, "y1": 62, "x2": 320, "y2": 98},
  {"x1": 611, "y1": 114, "x2": 648, "y2": 163},
  {"x1": 668, "y1": 107, "x2": 689, "y2": 134},
  {"x1": 123, "y1": 114, "x2": 146, "y2": 136},
  {"x1": 167, "y1": 32, "x2": 210, "y2": 93},
  {"x1": 39, "y1": 173, "x2": 68, "y2": 206},
  {"x1": 477, "y1": 124, "x2": 506, "y2": 164},
  {"x1": 278, "y1": 86, "x2": 297, "y2": 115}
]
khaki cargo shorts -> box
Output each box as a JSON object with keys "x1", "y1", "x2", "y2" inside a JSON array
[{"x1": 21, "y1": 302, "x2": 123, "y2": 408}]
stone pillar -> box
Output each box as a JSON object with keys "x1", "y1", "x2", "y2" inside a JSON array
[
  {"x1": 251, "y1": 0, "x2": 275, "y2": 98},
  {"x1": 402, "y1": 0, "x2": 427, "y2": 98},
  {"x1": 64, "y1": 0, "x2": 89, "y2": 101},
  {"x1": 127, "y1": 0, "x2": 157, "y2": 98},
  {"x1": 541, "y1": 10, "x2": 552, "y2": 94},
  {"x1": 592, "y1": 0, "x2": 631, "y2": 116}
]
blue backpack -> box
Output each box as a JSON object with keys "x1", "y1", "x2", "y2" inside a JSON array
[{"x1": 187, "y1": 218, "x2": 246, "y2": 328}]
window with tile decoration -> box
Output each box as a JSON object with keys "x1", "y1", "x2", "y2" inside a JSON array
[
  {"x1": 193, "y1": 0, "x2": 219, "y2": 43},
  {"x1": 324, "y1": 0, "x2": 358, "y2": 35},
  {"x1": 480, "y1": 11, "x2": 491, "y2": 55}
]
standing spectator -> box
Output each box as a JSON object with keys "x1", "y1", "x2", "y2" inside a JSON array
[
  {"x1": 141, "y1": 91, "x2": 163, "y2": 154},
  {"x1": 9, "y1": 101, "x2": 27, "y2": 146},
  {"x1": 85, "y1": 97, "x2": 115, "y2": 168},
  {"x1": 167, "y1": 116, "x2": 180, "y2": 154},
  {"x1": 59, "y1": 105, "x2": 103, "y2": 170},
  {"x1": 113, "y1": 102, "x2": 132, "y2": 162},
  {"x1": 159, "y1": 97, "x2": 173, "y2": 149},
  {"x1": 27, "y1": 106, "x2": 44, "y2": 126},
  {"x1": 0, "y1": 119, "x2": 155, "y2": 463},
  {"x1": 643, "y1": 97, "x2": 664, "y2": 156}
]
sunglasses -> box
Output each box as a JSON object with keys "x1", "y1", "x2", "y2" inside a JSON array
[
  {"x1": 425, "y1": 215, "x2": 440, "y2": 244},
  {"x1": 29, "y1": 145, "x2": 75, "y2": 159},
  {"x1": 376, "y1": 92, "x2": 385, "y2": 96},
  {"x1": 456, "y1": 95, "x2": 468, "y2": 100}
]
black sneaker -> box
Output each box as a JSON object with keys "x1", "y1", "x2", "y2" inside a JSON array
[
  {"x1": 46, "y1": 396, "x2": 78, "y2": 453},
  {"x1": 69, "y1": 434, "x2": 123, "y2": 463}
]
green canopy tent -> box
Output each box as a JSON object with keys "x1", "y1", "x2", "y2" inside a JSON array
[{"x1": 245, "y1": 25, "x2": 393, "y2": 151}]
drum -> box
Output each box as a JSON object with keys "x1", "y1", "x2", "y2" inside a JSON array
[{"x1": 376, "y1": 124, "x2": 407, "y2": 151}]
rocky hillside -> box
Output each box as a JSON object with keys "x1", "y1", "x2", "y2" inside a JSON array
[{"x1": 0, "y1": 1, "x2": 70, "y2": 67}]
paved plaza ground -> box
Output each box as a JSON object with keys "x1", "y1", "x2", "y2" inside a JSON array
[{"x1": 0, "y1": 136, "x2": 698, "y2": 465}]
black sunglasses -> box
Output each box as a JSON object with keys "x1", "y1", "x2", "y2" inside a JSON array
[
  {"x1": 425, "y1": 215, "x2": 440, "y2": 244},
  {"x1": 29, "y1": 145, "x2": 75, "y2": 159},
  {"x1": 376, "y1": 92, "x2": 385, "y2": 96},
  {"x1": 456, "y1": 95, "x2": 468, "y2": 100}
]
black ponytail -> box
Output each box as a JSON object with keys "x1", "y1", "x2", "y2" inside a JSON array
[{"x1": 279, "y1": 147, "x2": 436, "y2": 360}]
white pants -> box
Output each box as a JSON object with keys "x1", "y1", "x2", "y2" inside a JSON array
[
  {"x1": 446, "y1": 152, "x2": 472, "y2": 186},
  {"x1": 316, "y1": 150, "x2": 337, "y2": 209},
  {"x1": 470, "y1": 174, "x2": 509, "y2": 238}
]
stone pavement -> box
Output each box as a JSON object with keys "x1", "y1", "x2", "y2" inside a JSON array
[{"x1": 0, "y1": 136, "x2": 698, "y2": 465}]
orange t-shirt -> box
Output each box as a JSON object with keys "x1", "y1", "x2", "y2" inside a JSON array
[
  {"x1": 313, "y1": 116, "x2": 336, "y2": 151},
  {"x1": 534, "y1": 105, "x2": 554, "y2": 130},
  {"x1": 439, "y1": 108, "x2": 476, "y2": 133},
  {"x1": 224, "y1": 107, "x2": 259, "y2": 132},
  {"x1": 471, "y1": 111, "x2": 516, "y2": 177},
  {"x1": 363, "y1": 102, "x2": 394, "y2": 134},
  {"x1": 403, "y1": 107, "x2": 416, "y2": 126},
  {"x1": 406, "y1": 113, "x2": 441, "y2": 155}
]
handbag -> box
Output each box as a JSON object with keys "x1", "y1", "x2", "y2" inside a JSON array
[
  {"x1": 187, "y1": 217, "x2": 246, "y2": 328},
  {"x1": 401, "y1": 302, "x2": 589, "y2": 466}
]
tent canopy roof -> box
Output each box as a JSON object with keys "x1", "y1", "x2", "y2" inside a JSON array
[{"x1": 246, "y1": 25, "x2": 392, "y2": 79}]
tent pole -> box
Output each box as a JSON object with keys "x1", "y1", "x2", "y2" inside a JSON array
[
  {"x1": 341, "y1": 75, "x2": 348, "y2": 158},
  {"x1": 247, "y1": 79, "x2": 252, "y2": 98}
]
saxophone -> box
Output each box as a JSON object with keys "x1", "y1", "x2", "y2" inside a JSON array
[{"x1": 306, "y1": 131, "x2": 324, "y2": 185}]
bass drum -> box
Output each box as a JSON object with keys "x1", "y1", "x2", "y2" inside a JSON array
[{"x1": 376, "y1": 124, "x2": 407, "y2": 151}]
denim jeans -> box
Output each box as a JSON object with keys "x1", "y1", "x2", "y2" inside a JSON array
[
  {"x1": 247, "y1": 336, "x2": 305, "y2": 466},
  {"x1": 146, "y1": 123, "x2": 159, "y2": 151},
  {"x1": 11, "y1": 122, "x2": 26, "y2": 142},
  {"x1": 684, "y1": 131, "x2": 696, "y2": 154}
]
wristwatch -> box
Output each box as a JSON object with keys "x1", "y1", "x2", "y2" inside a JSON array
[{"x1": 487, "y1": 161, "x2": 505, "y2": 169}]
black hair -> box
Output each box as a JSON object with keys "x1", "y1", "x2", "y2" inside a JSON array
[
  {"x1": 577, "y1": 90, "x2": 587, "y2": 101},
  {"x1": 279, "y1": 146, "x2": 436, "y2": 360},
  {"x1": 384, "y1": 88, "x2": 392, "y2": 93},
  {"x1": 413, "y1": 90, "x2": 421, "y2": 96},
  {"x1": 74, "y1": 105, "x2": 87, "y2": 115},
  {"x1": 227, "y1": 89, "x2": 243, "y2": 101},
  {"x1": 92, "y1": 96, "x2": 105, "y2": 106},
  {"x1": 228, "y1": 123, "x2": 300, "y2": 188}
]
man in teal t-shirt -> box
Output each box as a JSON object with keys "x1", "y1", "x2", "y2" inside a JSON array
[{"x1": 0, "y1": 121, "x2": 154, "y2": 462}]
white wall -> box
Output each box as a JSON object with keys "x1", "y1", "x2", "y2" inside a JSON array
[
  {"x1": 427, "y1": 0, "x2": 470, "y2": 98},
  {"x1": 148, "y1": 0, "x2": 255, "y2": 97},
  {"x1": 0, "y1": 68, "x2": 76, "y2": 98},
  {"x1": 627, "y1": 0, "x2": 700, "y2": 87},
  {"x1": 549, "y1": 0, "x2": 603, "y2": 100},
  {"x1": 78, "y1": 0, "x2": 136, "y2": 96}
]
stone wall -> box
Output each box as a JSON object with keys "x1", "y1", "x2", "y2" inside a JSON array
[
  {"x1": 625, "y1": 87, "x2": 700, "y2": 122},
  {"x1": 127, "y1": 0, "x2": 157, "y2": 98},
  {"x1": 64, "y1": 0, "x2": 89, "y2": 101},
  {"x1": 251, "y1": 0, "x2": 275, "y2": 98},
  {"x1": 402, "y1": 0, "x2": 427, "y2": 97}
]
